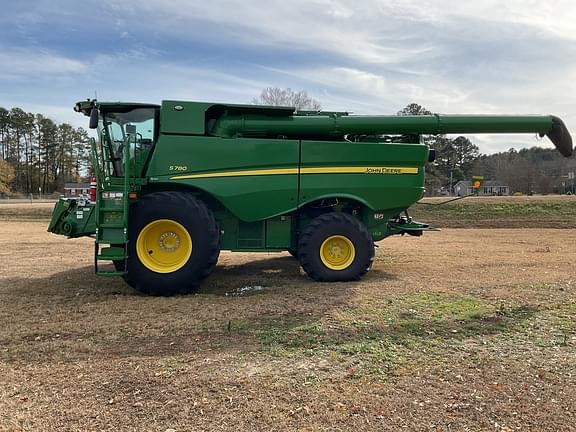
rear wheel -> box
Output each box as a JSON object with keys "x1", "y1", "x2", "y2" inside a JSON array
[
  {"x1": 126, "y1": 192, "x2": 220, "y2": 295},
  {"x1": 298, "y1": 212, "x2": 374, "y2": 282}
]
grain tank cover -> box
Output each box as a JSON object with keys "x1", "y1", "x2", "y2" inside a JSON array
[{"x1": 159, "y1": 100, "x2": 295, "y2": 135}]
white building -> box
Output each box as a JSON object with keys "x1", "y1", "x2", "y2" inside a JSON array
[{"x1": 454, "y1": 180, "x2": 509, "y2": 196}]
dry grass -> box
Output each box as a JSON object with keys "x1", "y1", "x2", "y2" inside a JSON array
[
  {"x1": 411, "y1": 195, "x2": 576, "y2": 228},
  {"x1": 0, "y1": 202, "x2": 55, "y2": 221},
  {"x1": 1, "y1": 203, "x2": 575, "y2": 431}
]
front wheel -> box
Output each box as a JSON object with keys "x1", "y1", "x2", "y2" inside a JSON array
[
  {"x1": 126, "y1": 192, "x2": 220, "y2": 295},
  {"x1": 298, "y1": 212, "x2": 374, "y2": 282}
]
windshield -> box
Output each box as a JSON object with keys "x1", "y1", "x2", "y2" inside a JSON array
[
  {"x1": 104, "y1": 107, "x2": 155, "y2": 141},
  {"x1": 97, "y1": 107, "x2": 157, "y2": 176}
]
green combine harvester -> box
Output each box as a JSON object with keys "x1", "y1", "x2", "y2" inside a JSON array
[{"x1": 48, "y1": 99, "x2": 573, "y2": 295}]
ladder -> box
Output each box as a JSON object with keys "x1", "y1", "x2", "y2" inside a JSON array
[{"x1": 92, "y1": 132, "x2": 138, "y2": 276}]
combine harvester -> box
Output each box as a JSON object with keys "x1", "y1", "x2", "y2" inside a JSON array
[{"x1": 48, "y1": 99, "x2": 573, "y2": 295}]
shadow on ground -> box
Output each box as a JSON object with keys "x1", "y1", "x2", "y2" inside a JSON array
[
  {"x1": 1, "y1": 255, "x2": 388, "y2": 363},
  {"x1": 0, "y1": 255, "x2": 536, "y2": 368}
]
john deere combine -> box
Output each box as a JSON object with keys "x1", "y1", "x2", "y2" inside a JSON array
[{"x1": 48, "y1": 99, "x2": 573, "y2": 295}]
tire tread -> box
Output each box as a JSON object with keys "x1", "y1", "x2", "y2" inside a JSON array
[
  {"x1": 298, "y1": 212, "x2": 374, "y2": 282},
  {"x1": 126, "y1": 191, "x2": 220, "y2": 295}
]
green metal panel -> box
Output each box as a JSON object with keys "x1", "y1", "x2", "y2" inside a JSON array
[
  {"x1": 266, "y1": 216, "x2": 292, "y2": 248},
  {"x1": 146, "y1": 136, "x2": 299, "y2": 221},
  {"x1": 97, "y1": 227, "x2": 126, "y2": 244},
  {"x1": 160, "y1": 101, "x2": 213, "y2": 135},
  {"x1": 299, "y1": 140, "x2": 428, "y2": 211},
  {"x1": 238, "y1": 221, "x2": 265, "y2": 248},
  {"x1": 160, "y1": 100, "x2": 297, "y2": 136},
  {"x1": 362, "y1": 208, "x2": 400, "y2": 241},
  {"x1": 214, "y1": 210, "x2": 239, "y2": 250},
  {"x1": 47, "y1": 198, "x2": 96, "y2": 238}
]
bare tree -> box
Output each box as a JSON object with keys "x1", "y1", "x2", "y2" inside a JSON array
[
  {"x1": 253, "y1": 87, "x2": 322, "y2": 111},
  {"x1": 396, "y1": 103, "x2": 432, "y2": 116}
]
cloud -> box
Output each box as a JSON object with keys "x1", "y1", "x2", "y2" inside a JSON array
[
  {"x1": 466, "y1": 134, "x2": 560, "y2": 155},
  {"x1": 1, "y1": 0, "x2": 576, "y2": 154},
  {"x1": 0, "y1": 49, "x2": 88, "y2": 80},
  {"x1": 97, "y1": 0, "x2": 440, "y2": 65}
]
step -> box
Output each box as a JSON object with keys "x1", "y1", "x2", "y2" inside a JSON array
[
  {"x1": 96, "y1": 270, "x2": 126, "y2": 277},
  {"x1": 98, "y1": 223, "x2": 125, "y2": 228},
  {"x1": 97, "y1": 229, "x2": 127, "y2": 244},
  {"x1": 97, "y1": 255, "x2": 125, "y2": 261},
  {"x1": 97, "y1": 246, "x2": 126, "y2": 261},
  {"x1": 99, "y1": 207, "x2": 125, "y2": 212},
  {"x1": 99, "y1": 201, "x2": 125, "y2": 209}
]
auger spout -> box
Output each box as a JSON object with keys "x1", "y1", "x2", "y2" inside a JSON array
[{"x1": 211, "y1": 113, "x2": 572, "y2": 157}]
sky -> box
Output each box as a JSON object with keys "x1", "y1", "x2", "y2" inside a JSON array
[{"x1": 1, "y1": 0, "x2": 575, "y2": 154}]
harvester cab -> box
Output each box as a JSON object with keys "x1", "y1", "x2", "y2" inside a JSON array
[
  {"x1": 48, "y1": 98, "x2": 573, "y2": 295},
  {"x1": 76, "y1": 100, "x2": 159, "y2": 176}
]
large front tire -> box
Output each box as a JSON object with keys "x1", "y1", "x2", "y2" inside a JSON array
[
  {"x1": 298, "y1": 212, "x2": 374, "y2": 282},
  {"x1": 126, "y1": 192, "x2": 220, "y2": 295}
]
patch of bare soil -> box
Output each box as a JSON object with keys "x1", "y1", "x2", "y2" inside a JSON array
[{"x1": 1, "y1": 218, "x2": 575, "y2": 431}]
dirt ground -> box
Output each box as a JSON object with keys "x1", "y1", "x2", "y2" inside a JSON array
[{"x1": 1, "y1": 208, "x2": 575, "y2": 431}]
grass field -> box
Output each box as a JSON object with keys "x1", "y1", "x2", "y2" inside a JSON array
[
  {"x1": 411, "y1": 195, "x2": 576, "y2": 228},
  {"x1": 1, "y1": 197, "x2": 575, "y2": 431}
]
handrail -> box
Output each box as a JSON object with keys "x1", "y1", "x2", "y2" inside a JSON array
[
  {"x1": 89, "y1": 137, "x2": 103, "y2": 189},
  {"x1": 122, "y1": 134, "x2": 133, "y2": 230}
]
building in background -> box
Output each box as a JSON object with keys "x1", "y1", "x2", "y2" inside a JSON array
[
  {"x1": 64, "y1": 183, "x2": 90, "y2": 198},
  {"x1": 454, "y1": 180, "x2": 509, "y2": 196}
]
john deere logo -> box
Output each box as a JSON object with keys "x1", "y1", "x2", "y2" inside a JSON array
[{"x1": 366, "y1": 167, "x2": 402, "y2": 174}]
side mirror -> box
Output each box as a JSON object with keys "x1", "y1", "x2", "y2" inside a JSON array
[{"x1": 89, "y1": 107, "x2": 99, "y2": 129}]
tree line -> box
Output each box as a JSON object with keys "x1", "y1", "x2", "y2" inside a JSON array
[
  {"x1": 472, "y1": 147, "x2": 576, "y2": 195},
  {"x1": 0, "y1": 107, "x2": 90, "y2": 195}
]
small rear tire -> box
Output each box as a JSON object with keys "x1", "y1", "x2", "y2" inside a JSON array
[{"x1": 298, "y1": 212, "x2": 374, "y2": 282}]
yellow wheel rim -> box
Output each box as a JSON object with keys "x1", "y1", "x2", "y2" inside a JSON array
[
  {"x1": 319, "y1": 235, "x2": 355, "y2": 270},
  {"x1": 136, "y1": 219, "x2": 192, "y2": 273}
]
